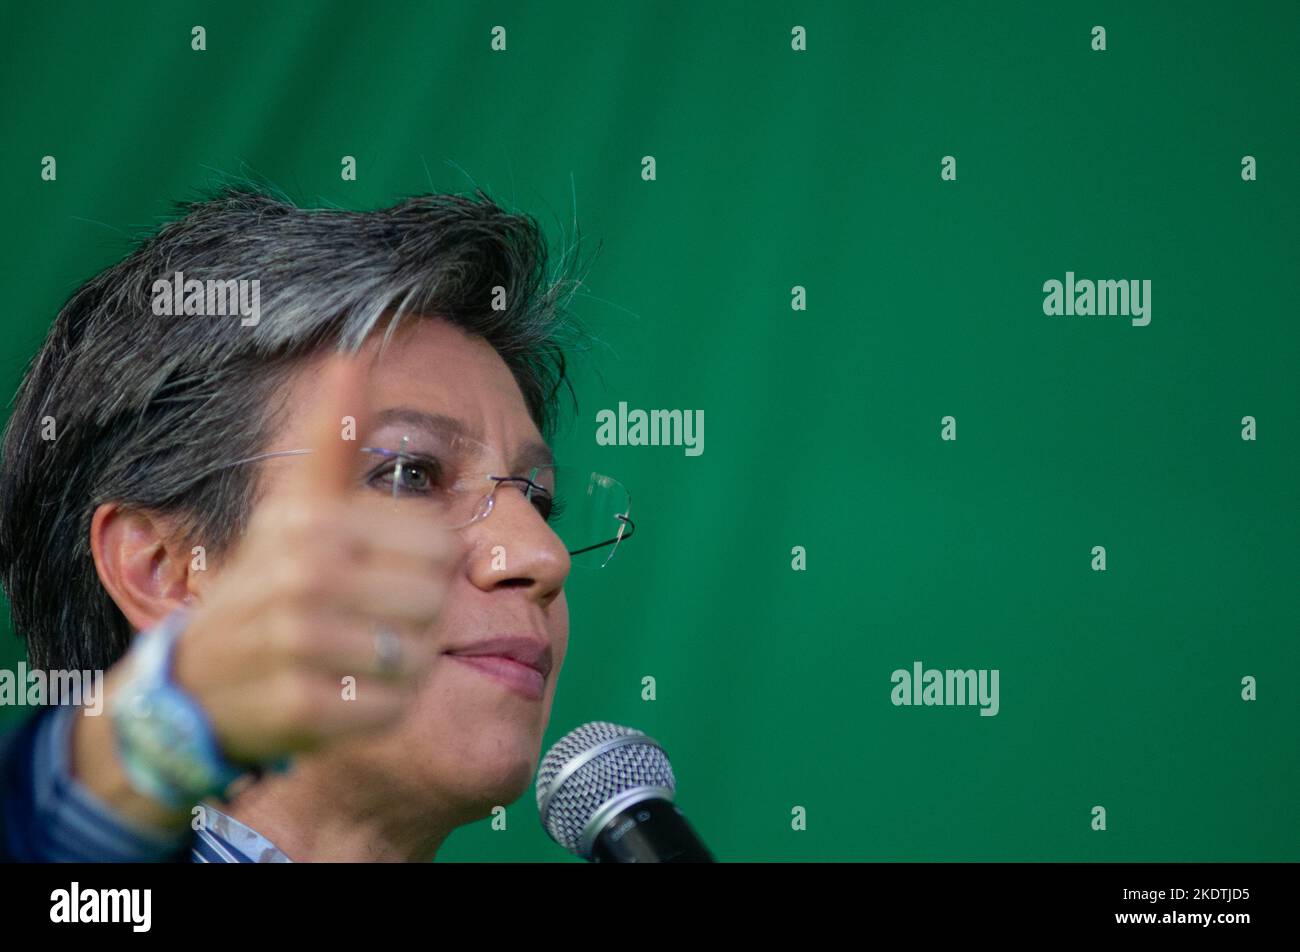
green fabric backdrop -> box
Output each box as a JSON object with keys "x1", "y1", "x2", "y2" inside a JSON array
[{"x1": 0, "y1": 0, "x2": 1296, "y2": 861}]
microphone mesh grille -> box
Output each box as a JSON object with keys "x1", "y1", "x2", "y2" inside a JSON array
[{"x1": 536, "y1": 721, "x2": 676, "y2": 854}]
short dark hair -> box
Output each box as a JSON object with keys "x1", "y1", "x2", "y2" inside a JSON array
[{"x1": 0, "y1": 185, "x2": 592, "y2": 671}]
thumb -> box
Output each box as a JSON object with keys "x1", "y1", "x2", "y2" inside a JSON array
[{"x1": 298, "y1": 354, "x2": 373, "y2": 500}]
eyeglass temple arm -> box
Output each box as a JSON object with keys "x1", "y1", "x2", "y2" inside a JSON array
[{"x1": 566, "y1": 514, "x2": 635, "y2": 557}]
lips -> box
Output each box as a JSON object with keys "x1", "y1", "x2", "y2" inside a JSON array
[{"x1": 444, "y1": 635, "x2": 553, "y2": 700}]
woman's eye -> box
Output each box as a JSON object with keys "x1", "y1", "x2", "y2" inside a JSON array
[
  {"x1": 394, "y1": 462, "x2": 431, "y2": 491},
  {"x1": 372, "y1": 456, "x2": 440, "y2": 493}
]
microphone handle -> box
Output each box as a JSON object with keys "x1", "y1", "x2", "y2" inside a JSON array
[{"x1": 590, "y1": 796, "x2": 715, "y2": 863}]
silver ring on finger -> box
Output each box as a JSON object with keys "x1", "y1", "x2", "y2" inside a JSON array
[{"x1": 373, "y1": 625, "x2": 402, "y2": 678}]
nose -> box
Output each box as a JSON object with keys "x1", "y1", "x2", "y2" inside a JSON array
[{"x1": 464, "y1": 480, "x2": 570, "y2": 604}]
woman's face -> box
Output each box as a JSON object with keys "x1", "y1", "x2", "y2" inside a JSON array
[{"x1": 244, "y1": 317, "x2": 572, "y2": 816}]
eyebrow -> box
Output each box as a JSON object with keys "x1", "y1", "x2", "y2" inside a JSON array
[{"x1": 373, "y1": 406, "x2": 554, "y2": 471}]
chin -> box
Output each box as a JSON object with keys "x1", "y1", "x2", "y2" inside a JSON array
[
  {"x1": 396, "y1": 709, "x2": 546, "y2": 819},
  {"x1": 453, "y1": 749, "x2": 538, "y2": 813},
  {"x1": 464, "y1": 714, "x2": 548, "y2": 801}
]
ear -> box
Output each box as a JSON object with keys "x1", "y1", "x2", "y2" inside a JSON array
[{"x1": 90, "y1": 502, "x2": 199, "y2": 635}]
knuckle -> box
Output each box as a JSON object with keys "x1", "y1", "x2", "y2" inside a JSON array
[
  {"x1": 262, "y1": 498, "x2": 303, "y2": 535},
  {"x1": 270, "y1": 609, "x2": 315, "y2": 659},
  {"x1": 274, "y1": 556, "x2": 326, "y2": 603},
  {"x1": 277, "y1": 498, "x2": 333, "y2": 543}
]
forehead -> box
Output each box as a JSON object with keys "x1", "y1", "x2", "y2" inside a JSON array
[{"x1": 283, "y1": 317, "x2": 546, "y2": 452}]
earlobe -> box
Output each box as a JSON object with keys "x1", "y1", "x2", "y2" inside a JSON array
[{"x1": 90, "y1": 502, "x2": 194, "y2": 634}]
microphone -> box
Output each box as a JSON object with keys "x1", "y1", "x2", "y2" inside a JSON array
[{"x1": 535, "y1": 721, "x2": 714, "y2": 862}]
